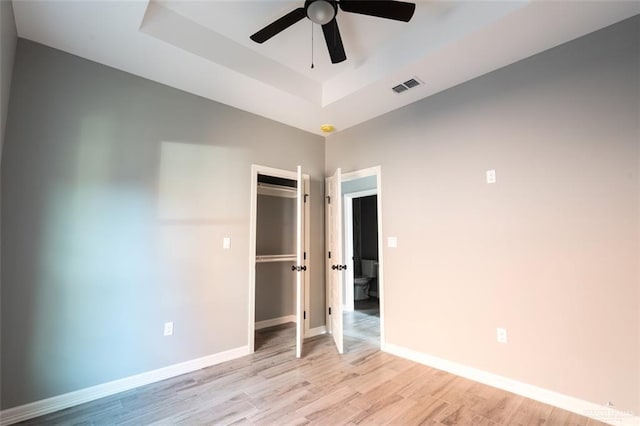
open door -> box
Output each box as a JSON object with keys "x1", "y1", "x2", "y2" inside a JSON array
[
  {"x1": 326, "y1": 168, "x2": 344, "y2": 354},
  {"x1": 295, "y1": 166, "x2": 305, "y2": 358}
]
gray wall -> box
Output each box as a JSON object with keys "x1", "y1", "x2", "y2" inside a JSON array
[
  {"x1": 341, "y1": 175, "x2": 376, "y2": 194},
  {"x1": 255, "y1": 263, "x2": 294, "y2": 322},
  {"x1": 256, "y1": 195, "x2": 295, "y2": 255},
  {"x1": 1, "y1": 0, "x2": 17, "y2": 325},
  {"x1": 327, "y1": 16, "x2": 640, "y2": 413},
  {"x1": 1, "y1": 39, "x2": 325, "y2": 409},
  {"x1": 1, "y1": 0, "x2": 16, "y2": 153}
]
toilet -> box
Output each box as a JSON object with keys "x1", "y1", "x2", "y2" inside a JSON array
[{"x1": 354, "y1": 259, "x2": 378, "y2": 301}]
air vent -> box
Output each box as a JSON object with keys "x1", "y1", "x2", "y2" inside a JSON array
[
  {"x1": 403, "y1": 78, "x2": 420, "y2": 88},
  {"x1": 392, "y1": 76, "x2": 423, "y2": 94}
]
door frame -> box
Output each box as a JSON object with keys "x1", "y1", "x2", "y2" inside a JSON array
[
  {"x1": 343, "y1": 188, "x2": 378, "y2": 312},
  {"x1": 248, "y1": 164, "x2": 310, "y2": 354},
  {"x1": 339, "y1": 166, "x2": 385, "y2": 348}
]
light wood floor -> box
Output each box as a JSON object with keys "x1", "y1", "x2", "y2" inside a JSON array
[
  {"x1": 344, "y1": 298, "x2": 381, "y2": 348},
  {"x1": 19, "y1": 301, "x2": 606, "y2": 425}
]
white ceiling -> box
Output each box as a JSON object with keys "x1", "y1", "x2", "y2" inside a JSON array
[{"x1": 12, "y1": 0, "x2": 640, "y2": 136}]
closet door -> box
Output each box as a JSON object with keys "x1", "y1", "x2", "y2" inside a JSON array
[
  {"x1": 295, "y1": 166, "x2": 305, "y2": 358},
  {"x1": 326, "y1": 168, "x2": 344, "y2": 354}
]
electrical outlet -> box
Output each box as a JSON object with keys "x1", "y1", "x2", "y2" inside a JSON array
[
  {"x1": 486, "y1": 169, "x2": 496, "y2": 184},
  {"x1": 388, "y1": 237, "x2": 398, "y2": 248},
  {"x1": 223, "y1": 237, "x2": 231, "y2": 249},
  {"x1": 496, "y1": 327, "x2": 507, "y2": 343},
  {"x1": 164, "y1": 321, "x2": 174, "y2": 336}
]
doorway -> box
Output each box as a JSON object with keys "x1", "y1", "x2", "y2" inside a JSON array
[
  {"x1": 326, "y1": 166, "x2": 384, "y2": 354},
  {"x1": 342, "y1": 174, "x2": 381, "y2": 348}
]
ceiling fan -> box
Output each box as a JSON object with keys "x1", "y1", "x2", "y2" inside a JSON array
[{"x1": 250, "y1": 0, "x2": 416, "y2": 64}]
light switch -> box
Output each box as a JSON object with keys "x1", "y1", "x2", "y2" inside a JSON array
[
  {"x1": 223, "y1": 237, "x2": 231, "y2": 249},
  {"x1": 164, "y1": 321, "x2": 174, "y2": 336},
  {"x1": 388, "y1": 237, "x2": 397, "y2": 248},
  {"x1": 486, "y1": 169, "x2": 496, "y2": 184}
]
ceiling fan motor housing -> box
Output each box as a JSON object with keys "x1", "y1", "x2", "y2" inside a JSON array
[{"x1": 305, "y1": 0, "x2": 338, "y2": 25}]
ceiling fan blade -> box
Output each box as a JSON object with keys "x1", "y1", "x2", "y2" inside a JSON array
[
  {"x1": 339, "y1": 0, "x2": 415, "y2": 22},
  {"x1": 250, "y1": 7, "x2": 307, "y2": 43},
  {"x1": 322, "y1": 19, "x2": 347, "y2": 64}
]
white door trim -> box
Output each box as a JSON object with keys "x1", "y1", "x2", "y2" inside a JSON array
[
  {"x1": 303, "y1": 175, "x2": 311, "y2": 338},
  {"x1": 340, "y1": 166, "x2": 385, "y2": 348},
  {"x1": 249, "y1": 164, "x2": 309, "y2": 354},
  {"x1": 295, "y1": 166, "x2": 304, "y2": 358}
]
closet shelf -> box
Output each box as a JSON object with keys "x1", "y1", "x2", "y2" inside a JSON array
[
  {"x1": 256, "y1": 254, "x2": 297, "y2": 263},
  {"x1": 257, "y1": 182, "x2": 297, "y2": 198}
]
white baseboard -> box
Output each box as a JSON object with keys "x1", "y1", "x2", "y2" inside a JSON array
[
  {"x1": 305, "y1": 326, "x2": 327, "y2": 338},
  {"x1": 255, "y1": 315, "x2": 296, "y2": 330},
  {"x1": 0, "y1": 345, "x2": 250, "y2": 426},
  {"x1": 382, "y1": 343, "x2": 638, "y2": 426}
]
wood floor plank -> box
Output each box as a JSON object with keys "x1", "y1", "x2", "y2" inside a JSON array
[
  {"x1": 247, "y1": 386, "x2": 319, "y2": 425},
  {"x1": 439, "y1": 405, "x2": 500, "y2": 426},
  {"x1": 547, "y1": 408, "x2": 590, "y2": 426},
  {"x1": 347, "y1": 367, "x2": 399, "y2": 394},
  {"x1": 506, "y1": 398, "x2": 554, "y2": 426},
  {"x1": 17, "y1": 300, "x2": 600, "y2": 426},
  {"x1": 348, "y1": 393, "x2": 416, "y2": 425},
  {"x1": 348, "y1": 373, "x2": 417, "y2": 411},
  {"x1": 305, "y1": 403, "x2": 361, "y2": 426},
  {"x1": 397, "y1": 367, "x2": 458, "y2": 401},
  {"x1": 385, "y1": 395, "x2": 450, "y2": 426},
  {"x1": 294, "y1": 385, "x2": 360, "y2": 420},
  {"x1": 465, "y1": 383, "x2": 525, "y2": 424}
]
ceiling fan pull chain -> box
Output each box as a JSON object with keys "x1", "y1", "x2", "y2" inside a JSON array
[{"x1": 311, "y1": 21, "x2": 315, "y2": 69}]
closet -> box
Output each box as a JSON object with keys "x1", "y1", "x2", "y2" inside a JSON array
[
  {"x1": 250, "y1": 166, "x2": 307, "y2": 358},
  {"x1": 255, "y1": 175, "x2": 297, "y2": 327}
]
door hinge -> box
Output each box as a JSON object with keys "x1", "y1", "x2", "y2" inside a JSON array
[
  {"x1": 326, "y1": 195, "x2": 331, "y2": 204},
  {"x1": 328, "y1": 251, "x2": 331, "y2": 259},
  {"x1": 328, "y1": 307, "x2": 332, "y2": 315},
  {"x1": 304, "y1": 310, "x2": 306, "y2": 320},
  {"x1": 304, "y1": 193, "x2": 309, "y2": 203}
]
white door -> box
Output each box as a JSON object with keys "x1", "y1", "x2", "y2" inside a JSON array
[
  {"x1": 295, "y1": 166, "x2": 305, "y2": 358},
  {"x1": 326, "y1": 168, "x2": 344, "y2": 354}
]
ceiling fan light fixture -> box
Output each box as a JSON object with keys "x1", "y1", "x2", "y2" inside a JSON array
[{"x1": 307, "y1": 0, "x2": 335, "y2": 25}]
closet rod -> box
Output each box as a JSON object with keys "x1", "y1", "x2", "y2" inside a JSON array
[
  {"x1": 257, "y1": 183, "x2": 297, "y2": 198},
  {"x1": 256, "y1": 254, "x2": 296, "y2": 263}
]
